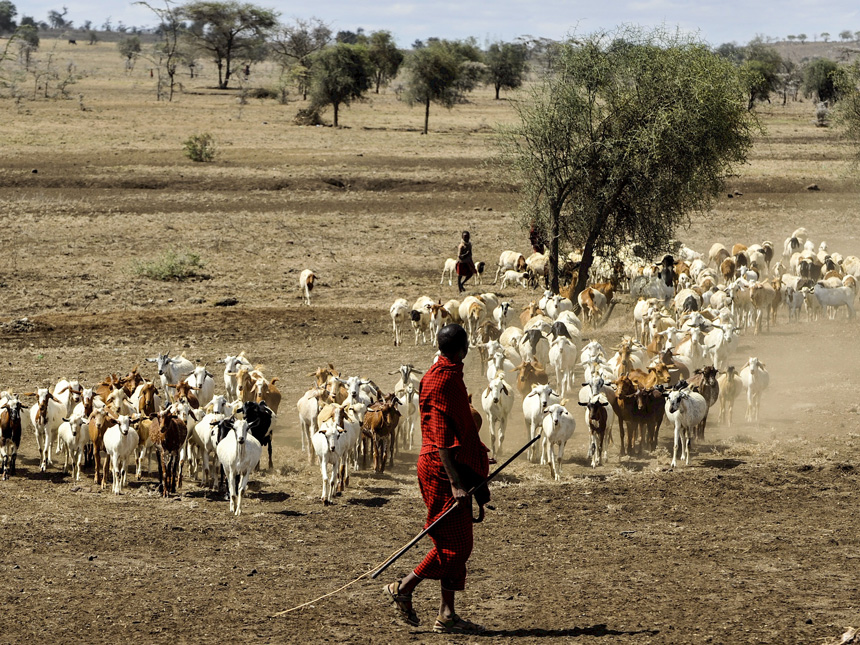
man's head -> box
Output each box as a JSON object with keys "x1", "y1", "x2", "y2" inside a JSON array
[
  {"x1": 462, "y1": 230, "x2": 470, "y2": 241},
  {"x1": 437, "y1": 324, "x2": 469, "y2": 362}
]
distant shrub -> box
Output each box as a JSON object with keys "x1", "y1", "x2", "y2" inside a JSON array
[
  {"x1": 294, "y1": 106, "x2": 325, "y2": 125},
  {"x1": 248, "y1": 87, "x2": 279, "y2": 100},
  {"x1": 132, "y1": 249, "x2": 205, "y2": 281},
  {"x1": 183, "y1": 133, "x2": 216, "y2": 162}
]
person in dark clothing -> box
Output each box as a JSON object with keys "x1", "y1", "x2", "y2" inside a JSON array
[
  {"x1": 456, "y1": 231, "x2": 476, "y2": 293},
  {"x1": 529, "y1": 224, "x2": 547, "y2": 255},
  {"x1": 384, "y1": 324, "x2": 489, "y2": 635}
]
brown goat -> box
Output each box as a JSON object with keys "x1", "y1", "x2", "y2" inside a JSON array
[
  {"x1": 362, "y1": 394, "x2": 401, "y2": 474},
  {"x1": 150, "y1": 409, "x2": 187, "y2": 496}
]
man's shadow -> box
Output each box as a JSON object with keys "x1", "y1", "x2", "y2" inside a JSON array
[{"x1": 479, "y1": 624, "x2": 660, "y2": 638}]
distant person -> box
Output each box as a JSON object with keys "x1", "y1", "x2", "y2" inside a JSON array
[
  {"x1": 529, "y1": 223, "x2": 547, "y2": 255},
  {"x1": 456, "y1": 231, "x2": 476, "y2": 293}
]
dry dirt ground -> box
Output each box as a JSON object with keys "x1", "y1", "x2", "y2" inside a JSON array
[{"x1": 0, "y1": 40, "x2": 859, "y2": 644}]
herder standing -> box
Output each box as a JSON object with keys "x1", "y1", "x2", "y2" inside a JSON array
[
  {"x1": 384, "y1": 324, "x2": 489, "y2": 634},
  {"x1": 456, "y1": 231, "x2": 476, "y2": 293}
]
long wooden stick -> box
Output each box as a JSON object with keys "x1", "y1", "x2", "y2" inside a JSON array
[{"x1": 370, "y1": 433, "x2": 541, "y2": 580}]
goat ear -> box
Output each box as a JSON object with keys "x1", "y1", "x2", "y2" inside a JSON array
[{"x1": 577, "y1": 401, "x2": 587, "y2": 407}]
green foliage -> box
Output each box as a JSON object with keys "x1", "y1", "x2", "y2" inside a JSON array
[
  {"x1": 132, "y1": 249, "x2": 206, "y2": 281},
  {"x1": 404, "y1": 40, "x2": 480, "y2": 134},
  {"x1": 495, "y1": 27, "x2": 757, "y2": 295},
  {"x1": 118, "y1": 35, "x2": 142, "y2": 61},
  {"x1": 367, "y1": 30, "x2": 403, "y2": 93},
  {"x1": 834, "y1": 62, "x2": 860, "y2": 150},
  {"x1": 308, "y1": 42, "x2": 372, "y2": 126},
  {"x1": 803, "y1": 58, "x2": 842, "y2": 103},
  {"x1": 182, "y1": 1, "x2": 278, "y2": 89},
  {"x1": 0, "y1": 0, "x2": 17, "y2": 33},
  {"x1": 485, "y1": 41, "x2": 528, "y2": 99},
  {"x1": 183, "y1": 132, "x2": 217, "y2": 162}
]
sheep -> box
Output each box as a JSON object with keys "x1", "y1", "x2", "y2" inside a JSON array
[
  {"x1": 411, "y1": 296, "x2": 435, "y2": 345},
  {"x1": 740, "y1": 357, "x2": 769, "y2": 423},
  {"x1": 458, "y1": 295, "x2": 487, "y2": 346},
  {"x1": 578, "y1": 398, "x2": 611, "y2": 468},
  {"x1": 665, "y1": 388, "x2": 708, "y2": 468},
  {"x1": 522, "y1": 383, "x2": 560, "y2": 463},
  {"x1": 493, "y1": 302, "x2": 515, "y2": 331},
  {"x1": 500, "y1": 270, "x2": 529, "y2": 289},
  {"x1": 104, "y1": 415, "x2": 140, "y2": 494},
  {"x1": 493, "y1": 250, "x2": 527, "y2": 284},
  {"x1": 709, "y1": 243, "x2": 730, "y2": 268},
  {"x1": 216, "y1": 418, "x2": 262, "y2": 516},
  {"x1": 58, "y1": 413, "x2": 88, "y2": 481},
  {"x1": 429, "y1": 302, "x2": 450, "y2": 345},
  {"x1": 480, "y1": 373, "x2": 514, "y2": 459},
  {"x1": 548, "y1": 336, "x2": 577, "y2": 397},
  {"x1": 812, "y1": 282, "x2": 856, "y2": 319},
  {"x1": 440, "y1": 257, "x2": 457, "y2": 286},
  {"x1": 540, "y1": 402, "x2": 575, "y2": 481},
  {"x1": 545, "y1": 295, "x2": 574, "y2": 320},
  {"x1": 387, "y1": 298, "x2": 410, "y2": 346},
  {"x1": 299, "y1": 268, "x2": 316, "y2": 305},
  {"x1": 443, "y1": 299, "x2": 462, "y2": 324}
]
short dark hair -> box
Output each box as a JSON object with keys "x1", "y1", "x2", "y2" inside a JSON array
[
  {"x1": 437, "y1": 324, "x2": 468, "y2": 358},
  {"x1": 462, "y1": 230, "x2": 470, "y2": 238}
]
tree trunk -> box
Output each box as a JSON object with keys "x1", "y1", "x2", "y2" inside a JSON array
[
  {"x1": 333, "y1": 102, "x2": 339, "y2": 127},
  {"x1": 423, "y1": 98, "x2": 430, "y2": 135},
  {"x1": 375, "y1": 72, "x2": 381, "y2": 93},
  {"x1": 573, "y1": 226, "x2": 602, "y2": 302},
  {"x1": 495, "y1": 83, "x2": 501, "y2": 100},
  {"x1": 549, "y1": 203, "x2": 560, "y2": 294},
  {"x1": 217, "y1": 59, "x2": 224, "y2": 90}
]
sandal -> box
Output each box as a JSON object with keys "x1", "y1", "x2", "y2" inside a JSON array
[
  {"x1": 384, "y1": 581, "x2": 420, "y2": 627},
  {"x1": 433, "y1": 613, "x2": 485, "y2": 634}
]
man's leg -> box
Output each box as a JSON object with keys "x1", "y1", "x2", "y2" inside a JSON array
[
  {"x1": 398, "y1": 570, "x2": 422, "y2": 594},
  {"x1": 440, "y1": 586, "x2": 456, "y2": 619}
]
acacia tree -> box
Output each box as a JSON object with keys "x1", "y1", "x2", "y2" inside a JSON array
[
  {"x1": 485, "y1": 41, "x2": 528, "y2": 99},
  {"x1": 270, "y1": 16, "x2": 331, "y2": 99},
  {"x1": 0, "y1": 1, "x2": 16, "y2": 33},
  {"x1": 308, "y1": 42, "x2": 371, "y2": 126},
  {"x1": 367, "y1": 30, "x2": 402, "y2": 93},
  {"x1": 803, "y1": 57, "x2": 842, "y2": 103},
  {"x1": 182, "y1": 1, "x2": 277, "y2": 89},
  {"x1": 495, "y1": 29, "x2": 756, "y2": 297},
  {"x1": 136, "y1": 0, "x2": 184, "y2": 101},
  {"x1": 836, "y1": 61, "x2": 860, "y2": 152}
]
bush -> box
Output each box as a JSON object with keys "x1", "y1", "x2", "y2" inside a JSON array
[
  {"x1": 294, "y1": 106, "x2": 325, "y2": 125},
  {"x1": 132, "y1": 249, "x2": 206, "y2": 281},
  {"x1": 248, "y1": 87, "x2": 279, "y2": 100},
  {"x1": 183, "y1": 133, "x2": 216, "y2": 162}
]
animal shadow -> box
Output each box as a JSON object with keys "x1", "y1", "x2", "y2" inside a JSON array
[
  {"x1": 700, "y1": 458, "x2": 745, "y2": 469},
  {"x1": 347, "y1": 496, "x2": 389, "y2": 508},
  {"x1": 254, "y1": 490, "x2": 290, "y2": 503},
  {"x1": 363, "y1": 487, "x2": 398, "y2": 496},
  {"x1": 481, "y1": 624, "x2": 660, "y2": 638}
]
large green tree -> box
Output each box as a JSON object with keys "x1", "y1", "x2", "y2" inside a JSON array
[
  {"x1": 367, "y1": 30, "x2": 402, "y2": 93},
  {"x1": 308, "y1": 42, "x2": 371, "y2": 126},
  {"x1": 182, "y1": 1, "x2": 277, "y2": 89},
  {"x1": 803, "y1": 57, "x2": 842, "y2": 103},
  {"x1": 0, "y1": 1, "x2": 16, "y2": 33},
  {"x1": 485, "y1": 41, "x2": 528, "y2": 99},
  {"x1": 496, "y1": 29, "x2": 757, "y2": 297},
  {"x1": 403, "y1": 40, "x2": 481, "y2": 134},
  {"x1": 836, "y1": 61, "x2": 860, "y2": 150}
]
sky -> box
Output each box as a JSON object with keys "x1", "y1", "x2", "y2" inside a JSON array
[{"x1": 14, "y1": 1, "x2": 860, "y2": 48}]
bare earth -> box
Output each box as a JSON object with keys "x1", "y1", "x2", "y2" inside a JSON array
[{"x1": 1, "y1": 43, "x2": 859, "y2": 644}]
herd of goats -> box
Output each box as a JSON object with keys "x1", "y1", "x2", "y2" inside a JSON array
[{"x1": 0, "y1": 226, "x2": 856, "y2": 512}]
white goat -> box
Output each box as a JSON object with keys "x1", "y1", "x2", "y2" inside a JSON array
[
  {"x1": 311, "y1": 421, "x2": 347, "y2": 505},
  {"x1": 548, "y1": 336, "x2": 577, "y2": 397},
  {"x1": 665, "y1": 389, "x2": 708, "y2": 468},
  {"x1": 217, "y1": 418, "x2": 262, "y2": 516},
  {"x1": 541, "y1": 402, "x2": 575, "y2": 481},
  {"x1": 389, "y1": 298, "x2": 410, "y2": 347},
  {"x1": 187, "y1": 365, "x2": 215, "y2": 408},
  {"x1": 740, "y1": 357, "x2": 770, "y2": 423},
  {"x1": 146, "y1": 352, "x2": 194, "y2": 403},
  {"x1": 480, "y1": 374, "x2": 514, "y2": 459},
  {"x1": 57, "y1": 413, "x2": 87, "y2": 481},
  {"x1": 299, "y1": 268, "x2": 316, "y2": 305},
  {"x1": 104, "y1": 415, "x2": 140, "y2": 494},
  {"x1": 440, "y1": 258, "x2": 457, "y2": 286},
  {"x1": 27, "y1": 387, "x2": 65, "y2": 472},
  {"x1": 522, "y1": 384, "x2": 560, "y2": 463}
]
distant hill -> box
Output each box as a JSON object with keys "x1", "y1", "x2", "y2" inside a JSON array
[{"x1": 769, "y1": 40, "x2": 860, "y2": 64}]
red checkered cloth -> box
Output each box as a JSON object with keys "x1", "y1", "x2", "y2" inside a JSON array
[{"x1": 412, "y1": 355, "x2": 489, "y2": 591}]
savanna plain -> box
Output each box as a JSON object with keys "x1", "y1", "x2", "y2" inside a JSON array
[{"x1": 0, "y1": 39, "x2": 859, "y2": 644}]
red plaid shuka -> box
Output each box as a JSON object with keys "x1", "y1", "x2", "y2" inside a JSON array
[{"x1": 413, "y1": 355, "x2": 489, "y2": 591}]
